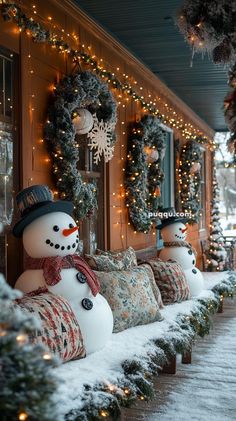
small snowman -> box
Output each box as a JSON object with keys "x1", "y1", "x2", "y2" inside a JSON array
[
  {"x1": 13, "y1": 185, "x2": 113, "y2": 354},
  {"x1": 157, "y1": 208, "x2": 204, "y2": 297}
]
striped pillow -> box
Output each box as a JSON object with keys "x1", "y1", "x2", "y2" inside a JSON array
[{"x1": 146, "y1": 259, "x2": 190, "y2": 304}]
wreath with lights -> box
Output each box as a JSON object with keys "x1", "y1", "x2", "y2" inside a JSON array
[
  {"x1": 44, "y1": 70, "x2": 117, "y2": 221},
  {"x1": 125, "y1": 115, "x2": 167, "y2": 233},
  {"x1": 179, "y1": 140, "x2": 203, "y2": 224}
]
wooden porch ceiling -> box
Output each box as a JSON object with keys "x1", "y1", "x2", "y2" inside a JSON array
[{"x1": 74, "y1": 0, "x2": 229, "y2": 132}]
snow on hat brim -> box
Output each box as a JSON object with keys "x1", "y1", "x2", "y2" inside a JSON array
[
  {"x1": 13, "y1": 201, "x2": 74, "y2": 237},
  {"x1": 156, "y1": 216, "x2": 188, "y2": 230}
]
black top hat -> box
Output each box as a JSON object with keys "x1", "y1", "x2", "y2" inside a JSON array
[
  {"x1": 13, "y1": 185, "x2": 74, "y2": 237},
  {"x1": 156, "y1": 207, "x2": 188, "y2": 230}
]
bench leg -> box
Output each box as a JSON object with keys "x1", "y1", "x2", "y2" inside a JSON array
[
  {"x1": 182, "y1": 350, "x2": 192, "y2": 364},
  {"x1": 162, "y1": 355, "x2": 176, "y2": 374},
  {"x1": 218, "y1": 297, "x2": 224, "y2": 313}
]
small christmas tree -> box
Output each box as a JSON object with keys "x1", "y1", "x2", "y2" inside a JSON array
[
  {"x1": 206, "y1": 166, "x2": 227, "y2": 271},
  {"x1": 0, "y1": 274, "x2": 58, "y2": 421}
]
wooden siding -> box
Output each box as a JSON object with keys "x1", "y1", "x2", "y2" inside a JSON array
[{"x1": 0, "y1": 0, "x2": 214, "y2": 267}]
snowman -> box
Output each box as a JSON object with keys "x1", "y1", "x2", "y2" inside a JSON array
[
  {"x1": 13, "y1": 185, "x2": 113, "y2": 354},
  {"x1": 157, "y1": 208, "x2": 204, "y2": 296}
]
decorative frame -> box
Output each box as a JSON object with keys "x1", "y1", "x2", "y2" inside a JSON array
[
  {"x1": 125, "y1": 115, "x2": 167, "y2": 233},
  {"x1": 44, "y1": 70, "x2": 117, "y2": 222}
]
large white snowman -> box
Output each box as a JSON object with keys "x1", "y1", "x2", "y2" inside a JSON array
[
  {"x1": 13, "y1": 185, "x2": 113, "y2": 354},
  {"x1": 157, "y1": 209, "x2": 204, "y2": 297}
]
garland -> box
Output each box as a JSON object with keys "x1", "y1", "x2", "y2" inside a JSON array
[
  {"x1": 44, "y1": 71, "x2": 117, "y2": 221},
  {"x1": 179, "y1": 140, "x2": 202, "y2": 224},
  {"x1": 177, "y1": 0, "x2": 236, "y2": 64},
  {"x1": 0, "y1": 2, "x2": 214, "y2": 148},
  {"x1": 223, "y1": 64, "x2": 236, "y2": 167},
  {"x1": 125, "y1": 115, "x2": 167, "y2": 233},
  {"x1": 65, "y1": 273, "x2": 236, "y2": 420}
]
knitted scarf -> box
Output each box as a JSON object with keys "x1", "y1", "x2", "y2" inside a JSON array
[
  {"x1": 26, "y1": 254, "x2": 100, "y2": 296},
  {"x1": 163, "y1": 241, "x2": 197, "y2": 258}
]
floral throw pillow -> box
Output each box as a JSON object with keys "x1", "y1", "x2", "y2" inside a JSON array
[
  {"x1": 85, "y1": 247, "x2": 137, "y2": 271},
  {"x1": 146, "y1": 259, "x2": 191, "y2": 304},
  {"x1": 15, "y1": 288, "x2": 85, "y2": 362},
  {"x1": 95, "y1": 266, "x2": 163, "y2": 333}
]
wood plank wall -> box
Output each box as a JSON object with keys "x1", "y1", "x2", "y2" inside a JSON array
[{"x1": 0, "y1": 0, "x2": 215, "y2": 268}]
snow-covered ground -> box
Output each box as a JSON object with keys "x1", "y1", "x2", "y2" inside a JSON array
[
  {"x1": 149, "y1": 297, "x2": 236, "y2": 421},
  {"x1": 53, "y1": 272, "x2": 234, "y2": 420}
]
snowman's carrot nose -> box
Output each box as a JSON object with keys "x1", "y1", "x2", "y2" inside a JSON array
[
  {"x1": 181, "y1": 228, "x2": 187, "y2": 233},
  {"x1": 62, "y1": 226, "x2": 78, "y2": 236}
]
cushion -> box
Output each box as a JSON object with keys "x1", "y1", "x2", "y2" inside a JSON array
[
  {"x1": 145, "y1": 259, "x2": 191, "y2": 304},
  {"x1": 15, "y1": 288, "x2": 85, "y2": 362},
  {"x1": 85, "y1": 246, "x2": 137, "y2": 271},
  {"x1": 138, "y1": 263, "x2": 164, "y2": 309},
  {"x1": 95, "y1": 266, "x2": 163, "y2": 333}
]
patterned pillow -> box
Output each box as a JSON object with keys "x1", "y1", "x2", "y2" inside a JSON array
[
  {"x1": 15, "y1": 288, "x2": 85, "y2": 362},
  {"x1": 146, "y1": 259, "x2": 191, "y2": 304},
  {"x1": 138, "y1": 263, "x2": 164, "y2": 309},
  {"x1": 95, "y1": 266, "x2": 163, "y2": 333},
  {"x1": 97, "y1": 247, "x2": 137, "y2": 268},
  {"x1": 85, "y1": 247, "x2": 137, "y2": 271}
]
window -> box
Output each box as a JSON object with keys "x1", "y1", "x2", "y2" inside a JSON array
[
  {"x1": 199, "y1": 149, "x2": 206, "y2": 229},
  {"x1": 77, "y1": 135, "x2": 106, "y2": 254},
  {"x1": 0, "y1": 48, "x2": 20, "y2": 282},
  {"x1": 157, "y1": 127, "x2": 174, "y2": 249}
]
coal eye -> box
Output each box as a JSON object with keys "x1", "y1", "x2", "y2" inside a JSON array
[
  {"x1": 53, "y1": 225, "x2": 59, "y2": 232},
  {"x1": 179, "y1": 228, "x2": 182, "y2": 231},
  {"x1": 69, "y1": 223, "x2": 74, "y2": 228}
]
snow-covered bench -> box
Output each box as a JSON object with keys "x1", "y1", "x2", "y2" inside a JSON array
[{"x1": 52, "y1": 271, "x2": 236, "y2": 421}]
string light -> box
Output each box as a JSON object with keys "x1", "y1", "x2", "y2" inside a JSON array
[
  {"x1": 18, "y1": 412, "x2": 28, "y2": 421},
  {"x1": 99, "y1": 409, "x2": 109, "y2": 417},
  {"x1": 3, "y1": 3, "x2": 216, "y2": 148}
]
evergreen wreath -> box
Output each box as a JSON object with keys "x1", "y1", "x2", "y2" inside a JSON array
[
  {"x1": 125, "y1": 115, "x2": 167, "y2": 233},
  {"x1": 44, "y1": 71, "x2": 117, "y2": 221},
  {"x1": 179, "y1": 140, "x2": 202, "y2": 224}
]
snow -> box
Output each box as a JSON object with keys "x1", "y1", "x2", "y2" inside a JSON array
[
  {"x1": 52, "y1": 271, "x2": 234, "y2": 419},
  {"x1": 148, "y1": 298, "x2": 236, "y2": 421}
]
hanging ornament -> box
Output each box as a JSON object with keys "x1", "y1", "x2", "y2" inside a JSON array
[
  {"x1": 88, "y1": 116, "x2": 115, "y2": 164},
  {"x1": 190, "y1": 162, "x2": 201, "y2": 174},
  {"x1": 73, "y1": 109, "x2": 94, "y2": 135},
  {"x1": 144, "y1": 146, "x2": 159, "y2": 163}
]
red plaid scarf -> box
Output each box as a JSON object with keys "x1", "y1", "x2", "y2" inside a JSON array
[{"x1": 26, "y1": 254, "x2": 100, "y2": 296}]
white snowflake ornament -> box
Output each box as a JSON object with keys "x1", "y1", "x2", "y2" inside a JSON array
[{"x1": 87, "y1": 116, "x2": 115, "y2": 164}]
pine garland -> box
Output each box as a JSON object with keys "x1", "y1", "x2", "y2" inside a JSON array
[
  {"x1": 0, "y1": 2, "x2": 214, "y2": 148},
  {"x1": 125, "y1": 115, "x2": 167, "y2": 233},
  {"x1": 177, "y1": 0, "x2": 236, "y2": 64},
  {"x1": 179, "y1": 140, "x2": 202, "y2": 223},
  {"x1": 0, "y1": 275, "x2": 58, "y2": 421},
  {"x1": 224, "y1": 64, "x2": 236, "y2": 167},
  {"x1": 65, "y1": 272, "x2": 236, "y2": 420},
  {"x1": 44, "y1": 70, "x2": 117, "y2": 221}
]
